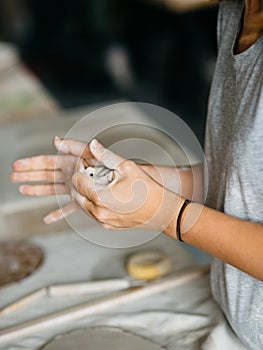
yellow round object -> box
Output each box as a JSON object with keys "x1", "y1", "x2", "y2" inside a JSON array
[{"x1": 127, "y1": 251, "x2": 172, "y2": 281}]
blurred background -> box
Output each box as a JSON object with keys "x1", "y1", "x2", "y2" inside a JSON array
[
  {"x1": 0, "y1": 0, "x2": 219, "y2": 260},
  {"x1": 0, "y1": 0, "x2": 218, "y2": 144}
]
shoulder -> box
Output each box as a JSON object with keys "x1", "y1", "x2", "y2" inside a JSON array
[{"x1": 217, "y1": 0, "x2": 244, "y2": 48}]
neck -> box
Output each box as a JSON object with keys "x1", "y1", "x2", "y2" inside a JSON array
[{"x1": 235, "y1": 0, "x2": 262, "y2": 54}]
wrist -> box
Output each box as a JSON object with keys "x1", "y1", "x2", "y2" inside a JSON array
[
  {"x1": 162, "y1": 193, "x2": 184, "y2": 239},
  {"x1": 179, "y1": 201, "x2": 204, "y2": 242},
  {"x1": 162, "y1": 195, "x2": 203, "y2": 242},
  {"x1": 176, "y1": 199, "x2": 192, "y2": 241}
]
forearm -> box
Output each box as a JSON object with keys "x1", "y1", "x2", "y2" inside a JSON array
[
  {"x1": 140, "y1": 164, "x2": 203, "y2": 202},
  {"x1": 166, "y1": 202, "x2": 263, "y2": 281}
]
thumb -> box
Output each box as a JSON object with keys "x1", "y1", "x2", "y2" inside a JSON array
[{"x1": 90, "y1": 139, "x2": 124, "y2": 170}]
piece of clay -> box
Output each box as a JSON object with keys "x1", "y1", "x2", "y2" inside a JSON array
[{"x1": 77, "y1": 159, "x2": 114, "y2": 190}]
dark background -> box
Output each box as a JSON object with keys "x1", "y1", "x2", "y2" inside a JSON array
[{"x1": 0, "y1": 0, "x2": 218, "y2": 144}]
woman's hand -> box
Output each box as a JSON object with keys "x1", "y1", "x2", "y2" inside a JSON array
[
  {"x1": 71, "y1": 139, "x2": 182, "y2": 234},
  {"x1": 10, "y1": 137, "x2": 96, "y2": 224}
]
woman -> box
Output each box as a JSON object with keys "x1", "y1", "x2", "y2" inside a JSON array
[{"x1": 11, "y1": 0, "x2": 263, "y2": 348}]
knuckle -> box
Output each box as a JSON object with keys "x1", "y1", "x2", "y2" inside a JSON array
[
  {"x1": 120, "y1": 159, "x2": 135, "y2": 171},
  {"x1": 89, "y1": 190, "x2": 99, "y2": 203},
  {"x1": 89, "y1": 190, "x2": 104, "y2": 206},
  {"x1": 82, "y1": 199, "x2": 91, "y2": 213}
]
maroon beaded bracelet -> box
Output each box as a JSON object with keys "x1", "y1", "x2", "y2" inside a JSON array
[{"x1": 176, "y1": 199, "x2": 192, "y2": 242}]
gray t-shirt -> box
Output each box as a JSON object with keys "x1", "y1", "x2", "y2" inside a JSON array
[{"x1": 205, "y1": 0, "x2": 263, "y2": 349}]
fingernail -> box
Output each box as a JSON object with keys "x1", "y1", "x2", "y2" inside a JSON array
[{"x1": 90, "y1": 139, "x2": 100, "y2": 150}]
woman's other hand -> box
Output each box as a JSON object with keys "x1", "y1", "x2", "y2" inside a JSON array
[{"x1": 10, "y1": 137, "x2": 94, "y2": 224}]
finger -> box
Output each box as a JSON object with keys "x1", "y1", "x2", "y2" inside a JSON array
[
  {"x1": 13, "y1": 155, "x2": 58, "y2": 171},
  {"x1": 89, "y1": 139, "x2": 125, "y2": 170},
  {"x1": 19, "y1": 184, "x2": 67, "y2": 196},
  {"x1": 72, "y1": 172, "x2": 97, "y2": 201},
  {"x1": 70, "y1": 187, "x2": 97, "y2": 219},
  {"x1": 43, "y1": 202, "x2": 79, "y2": 224},
  {"x1": 10, "y1": 170, "x2": 64, "y2": 183},
  {"x1": 71, "y1": 187, "x2": 125, "y2": 229},
  {"x1": 53, "y1": 137, "x2": 95, "y2": 165},
  {"x1": 13, "y1": 155, "x2": 76, "y2": 173}
]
